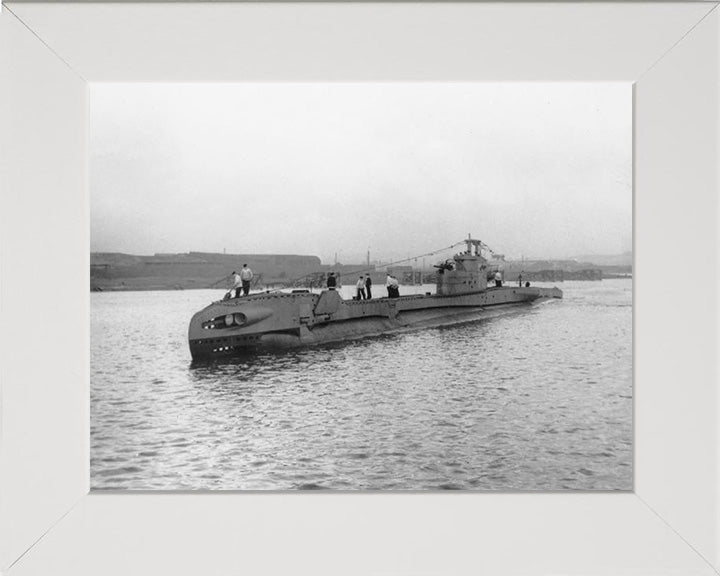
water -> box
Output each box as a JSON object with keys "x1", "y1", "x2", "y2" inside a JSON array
[{"x1": 91, "y1": 280, "x2": 632, "y2": 490}]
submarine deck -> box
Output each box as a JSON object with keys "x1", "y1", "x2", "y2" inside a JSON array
[{"x1": 188, "y1": 285, "x2": 562, "y2": 360}]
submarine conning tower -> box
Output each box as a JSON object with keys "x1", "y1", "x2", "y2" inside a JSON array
[{"x1": 435, "y1": 237, "x2": 489, "y2": 296}]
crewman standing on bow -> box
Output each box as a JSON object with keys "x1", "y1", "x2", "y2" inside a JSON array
[{"x1": 240, "y1": 264, "x2": 253, "y2": 296}]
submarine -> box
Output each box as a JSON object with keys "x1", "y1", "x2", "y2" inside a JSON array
[{"x1": 188, "y1": 237, "x2": 562, "y2": 360}]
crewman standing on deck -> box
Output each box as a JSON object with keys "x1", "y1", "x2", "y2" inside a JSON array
[
  {"x1": 230, "y1": 271, "x2": 242, "y2": 298},
  {"x1": 494, "y1": 271, "x2": 502, "y2": 287},
  {"x1": 386, "y1": 273, "x2": 400, "y2": 298},
  {"x1": 365, "y1": 274, "x2": 373, "y2": 299},
  {"x1": 327, "y1": 272, "x2": 337, "y2": 290},
  {"x1": 356, "y1": 276, "x2": 367, "y2": 300},
  {"x1": 240, "y1": 264, "x2": 253, "y2": 296}
]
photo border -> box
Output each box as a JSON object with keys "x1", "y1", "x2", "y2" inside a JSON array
[{"x1": 1, "y1": 2, "x2": 718, "y2": 574}]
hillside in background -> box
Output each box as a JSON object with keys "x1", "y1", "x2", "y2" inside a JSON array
[
  {"x1": 91, "y1": 250, "x2": 633, "y2": 292},
  {"x1": 91, "y1": 252, "x2": 322, "y2": 291}
]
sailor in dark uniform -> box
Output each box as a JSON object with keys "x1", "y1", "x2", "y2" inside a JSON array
[
  {"x1": 365, "y1": 274, "x2": 372, "y2": 299},
  {"x1": 327, "y1": 272, "x2": 337, "y2": 290},
  {"x1": 386, "y1": 273, "x2": 400, "y2": 298}
]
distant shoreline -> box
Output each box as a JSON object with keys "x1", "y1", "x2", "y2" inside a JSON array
[
  {"x1": 91, "y1": 251, "x2": 632, "y2": 293},
  {"x1": 91, "y1": 276, "x2": 633, "y2": 293}
]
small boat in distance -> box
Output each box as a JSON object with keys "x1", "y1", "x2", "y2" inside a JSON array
[{"x1": 188, "y1": 237, "x2": 562, "y2": 361}]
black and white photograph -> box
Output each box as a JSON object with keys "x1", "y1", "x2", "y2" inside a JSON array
[{"x1": 90, "y1": 82, "x2": 632, "y2": 491}]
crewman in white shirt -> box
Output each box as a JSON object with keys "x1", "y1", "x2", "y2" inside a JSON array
[
  {"x1": 240, "y1": 264, "x2": 253, "y2": 296},
  {"x1": 230, "y1": 271, "x2": 242, "y2": 298},
  {"x1": 355, "y1": 276, "x2": 367, "y2": 300}
]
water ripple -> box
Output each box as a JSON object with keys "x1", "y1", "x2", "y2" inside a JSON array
[{"x1": 91, "y1": 280, "x2": 632, "y2": 490}]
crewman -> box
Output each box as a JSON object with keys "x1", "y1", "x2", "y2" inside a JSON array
[
  {"x1": 365, "y1": 274, "x2": 373, "y2": 299},
  {"x1": 230, "y1": 270, "x2": 242, "y2": 298},
  {"x1": 386, "y1": 273, "x2": 400, "y2": 298},
  {"x1": 494, "y1": 271, "x2": 502, "y2": 287},
  {"x1": 518, "y1": 272, "x2": 523, "y2": 287},
  {"x1": 356, "y1": 276, "x2": 367, "y2": 300},
  {"x1": 327, "y1": 272, "x2": 337, "y2": 290},
  {"x1": 240, "y1": 264, "x2": 253, "y2": 296}
]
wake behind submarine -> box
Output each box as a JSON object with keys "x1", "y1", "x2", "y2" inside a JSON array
[{"x1": 188, "y1": 237, "x2": 562, "y2": 361}]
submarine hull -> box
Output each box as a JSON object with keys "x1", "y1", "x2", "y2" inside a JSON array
[{"x1": 188, "y1": 286, "x2": 562, "y2": 361}]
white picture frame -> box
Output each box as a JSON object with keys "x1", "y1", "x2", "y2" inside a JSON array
[{"x1": 1, "y1": 2, "x2": 718, "y2": 574}]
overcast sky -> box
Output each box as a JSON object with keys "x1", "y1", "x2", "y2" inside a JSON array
[{"x1": 91, "y1": 83, "x2": 631, "y2": 264}]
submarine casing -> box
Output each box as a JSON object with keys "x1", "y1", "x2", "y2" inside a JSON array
[{"x1": 188, "y1": 285, "x2": 562, "y2": 361}]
